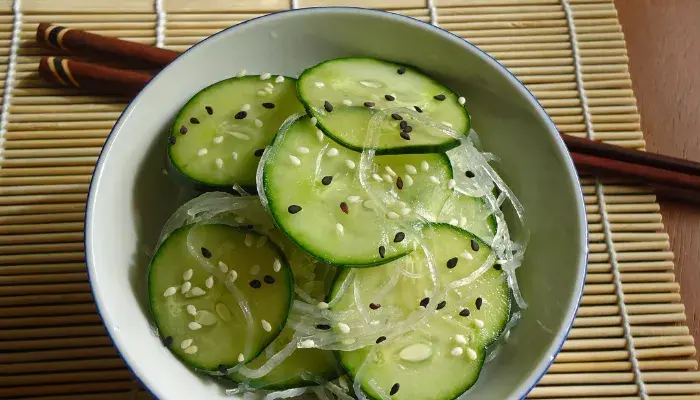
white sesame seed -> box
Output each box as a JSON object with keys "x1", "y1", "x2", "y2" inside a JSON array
[
  {"x1": 382, "y1": 174, "x2": 393, "y2": 183},
  {"x1": 181, "y1": 282, "x2": 192, "y2": 294},
  {"x1": 370, "y1": 320, "x2": 380, "y2": 325},
  {"x1": 163, "y1": 287, "x2": 177, "y2": 297},
  {"x1": 297, "y1": 146, "x2": 309, "y2": 154},
  {"x1": 228, "y1": 270, "x2": 238, "y2": 283},
  {"x1": 242, "y1": 103, "x2": 251, "y2": 112},
  {"x1": 327, "y1": 148, "x2": 339, "y2": 157},
  {"x1": 363, "y1": 200, "x2": 376, "y2": 209},
  {"x1": 184, "y1": 345, "x2": 198, "y2": 354},
  {"x1": 405, "y1": 175, "x2": 414, "y2": 187},
  {"x1": 215, "y1": 158, "x2": 223, "y2": 169},
  {"x1": 250, "y1": 265, "x2": 260, "y2": 275},
  {"x1": 260, "y1": 73, "x2": 271, "y2": 80},
  {"x1": 218, "y1": 261, "x2": 229, "y2": 273},
  {"x1": 186, "y1": 304, "x2": 197, "y2": 316},
  {"x1": 347, "y1": 195, "x2": 361, "y2": 203},
  {"x1": 387, "y1": 211, "x2": 400, "y2": 220},
  {"x1": 466, "y1": 348, "x2": 478, "y2": 360},
  {"x1": 474, "y1": 319, "x2": 485, "y2": 328},
  {"x1": 230, "y1": 132, "x2": 250, "y2": 141},
  {"x1": 257, "y1": 90, "x2": 267, "y2": 96},
  {"x1": 190, "y1": 287, "x2": 206, "y2": 296},
  {"x1": 442, "y1": 122, "x2": 453, "y2": 128},
  {"x1": 289, "y1": 155, "x2": 302, "y2": 166},
  {"x1": 310, "y1": 117, "x2": 318, "y2": 126},
  {"x1": 162, "y1": 169, "x2": 168, "y2": 175},
  {"x1": 405, "y1": 164, "x2": 417, "y2": 175},
  {"x1": 273, "y1": 259, "x2": 281, "y2": 272},
  {"x1": 372, "y1": 173, "x2": 383, "y2": 182},
  {"x1": 314, "y1": 82, "x2": 325, "y2": 88},
  {"x1": 238, "y1": 353, "x2": 245, "y2": 362},
  {"x1": 450, "y1": 347, "x2": 464, "y2": 356},
  {"x1": 360, "y1": 80, "x2": 381, "y2": 88},
  {"x1": 180, "y1": 338, "x2": 193, "y2": 349},
  {"x1": 261, "y1": 319, "x2": 272, "y2": 332},
  {"x1": 264, "y1": 86, "x2": 274, "y2": 94},
  {"x1": 245, "y1": 234, "x2": 254, "y2": 247},
  {"x1": 255, "y1": 119, "x2": 263, "y2": 127},
  {"x1": 385, "y1": 166, "x2": 397, "y2": 177},
  {"x1": 461, "y1": 251, "x2": 474, "y2": 260},
  {"x1": 455, "y1": 334, "x2": 467, "y2": 345},
  {"x1": 236, "y1": 69, "x2": 247, "y2": 77},
  {"x1": 316, "y1": 129, "x2": 324, "y2": 142},
  {"x1": 421, "y1": 160, "x2": 430, "y2": 171},
  {"x1": 345, "y1": 159, "x2": 356, "y2": 169},
  {"x1": 265, "y1": 82, "x2": 274, "y2": 89},
  {"x1": 213, "y1": 136, "x2": 224, "y2": 144},
  {"x1": 460, "y1": 217, "x2": 467, "y2": 227},
  {"x1": 232, "y1": 152, "x2": 239, "y2": 160},
  {"x1": 275, "y1": 75, "x2": 285, "y2": 83},
  {"x1": 197, "y1": 148, "x2": 208, "y2": 157},
  {"x1": 399, "y1": 343, "x2": 433, "y2": 362},
  {"x1": 429, "y1": 176, "x2": 440, "y2": 184},
  {"x1": 338, "y1": 322, "x2": 351, "y2": 333},
  {"x1": 458, "y1": 96, "x2": 466, "y2": 105},
  {"x1": 189, "y1": 322, "x2": 202, "y2": 330},
  {"x1": 299, "y1": 339, "x2": 316, "y2": 348},
  {"x1": 317, "y1": 301, "x2": 329, "y2": 309},
  {"x1": 205, "y1": 276, "x2": 214, "y2": 289},
  {"x1": 400, "y1": 208, "x2": 411, "y2": 216},
  {"x1": 342, "y1": 99, "x2": 352, "y2": 106},
  {"x1": 448, "y1": 179, "x2": 456, "y2": 189},
  {"x1": 336, "y1": 223, "x2": 345, "y2": 236}
]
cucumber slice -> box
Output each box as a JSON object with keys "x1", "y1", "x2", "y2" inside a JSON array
[
  {"x1": 168, "y1": 75, "x2": 304, "y2": 189},
  {"x1": 297, "y1": 58, "x2": 469, "y2": 154},
  {"x1": 262, "y1": 115, "x2": 453, "y2": 266},
  {"x1": 330, "y1": 224, "x2": 510, "y2": 400},
  {"x1": 149, "y1": 223, "x2": 293, "y2": 372},
  {"x1": 437, "y1": 192, "x2": 497, "y2": 242}
]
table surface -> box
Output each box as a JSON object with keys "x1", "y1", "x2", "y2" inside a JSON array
[{"x1": 615, "y1": 0, "x2": 700, "y2": 362}]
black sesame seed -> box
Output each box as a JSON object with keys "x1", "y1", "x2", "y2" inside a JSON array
[
  {"x1": 218, "y1": 364, "x2": 227, "y2": 374},
  {"x1": 465, "y1": 170, "x2": 475, "y2": 178},
  {"x1": 169, "y1": 136, "x2": 176, "y2": 145},
  {"x1": 390, "y1": 383, "x2": 400, "y2": 395},
  {"x1": 400, "y1": 120, "x2": 408, "y2": 129},
  {"x1": 321, "y1": 175, "x2": 333, "y2": 186},
  {"x1": 288, "y1": 205, "x2": 302, "y2": 214},
  {"x1": 324, "y1": 101, "x2": 334, "y2": 112},
  {"x1": 385, "y1": 94, "x2": 395, "y2": 101},
  {"x1": 376, "y1": 336, "x2": 387, "y2": 344},
  {"x1": 437, "y1": 301, "x2": 447, "y2": 310},
  {"x1": 476, "y1": 297, "x2": 483, "y2": 310},
  {"x1": 433, "y1": 94, "x2": 446, "y2": 101},
  {"x1": 379, "y1": 246, "x2": 386, "y2": 258},
  {"x1": 262, "y1": 102, "x2": 275, "y2": 109},
  {"x1": 243, "y1": 224, "x2": 255, "y2": 230},
  {"x1": 403, "y1": 125, "x2": 413, "y2": 133},
  {"x1": 316, "y1": 324, "x2": 332, "y2": 331},
  {"x1": 235, "y1": 111, "x2": 247, "y2": 120},
  {"x1": 206, "y1": 106, "x2": 214, "y2": 115},
  {"x1": 249, "y1": 279, "x2": 262, "y2": 289},
  {"x1": 201, "y1": 247, "x2": 212, "y2": 258},
  {"x1": 254, "y1": 148, "x2": 264, "y2": 157},
  {"x1": 459, "y1": 308, "x2": 471, "y2": 317},
  {"x1": 414, "y1": 105, "x2": 423, "y2": 113},
  {"x1": 364, "y1": 101, "x2": 375, "y2": 108},
  {"x1": 396, "y1": 177, "x2": 404, "y2": 190},
  {"x1": 391, "y1": 113, "x2": 403, "y2": 121},
  {"x1": 494, "y1": 263, "x2": 502, "y2": 271},
  {"x1": 471, "y1": 239, "x2": 480, "y2": 252},
  {"x1": 179, "y1": 125, "x2": 188, "y2": 135},
  {"x1": 162, "y1": 336, "x2": 173, "y2": 347},
  {"x1": 393, "y1": 232, "x2": 405, "y2": 243},
  {"x1": 340, "y1": 202, "x2": 349, "y2": 214},
  {"x1": 264, "y1": 275, "x2": 275, "y2": 284},
  {"x1": 446, "y1": 257, "x2": 458, "y2": 269},
  {"x1": 400, "y1": 131, "x2": 411, "y2": 141},
  {"x1": 419, "y1": 297, "x2": 430, "y2": 308},
  {"x1": 397, "y1": 66, "x2": 407, "y2": 75},
  {"x1": 190, "y1": 117, "x2": 200, "y2": 124},
  {"x1": 369, "y1": 303, "x2": 381, "y2": 310}
]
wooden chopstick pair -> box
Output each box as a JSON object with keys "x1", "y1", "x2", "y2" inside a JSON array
[{"x1": 34, "y1": 23, "x2": 700, "y2": 203}]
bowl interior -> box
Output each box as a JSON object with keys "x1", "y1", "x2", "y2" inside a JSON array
[{"x1": 86, "y1": 8, "x2": 587, "y2": 400}]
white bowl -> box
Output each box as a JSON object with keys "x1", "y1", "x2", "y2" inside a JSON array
[{"x1": 86, "y1": 7, "x2": 587, "y2": 400}]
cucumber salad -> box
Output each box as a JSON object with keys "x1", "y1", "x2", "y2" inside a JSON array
[{"x1": 151, "y1": 58, "x2": 528, "y2": 400}]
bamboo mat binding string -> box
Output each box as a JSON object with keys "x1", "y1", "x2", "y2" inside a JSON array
[{"x1": 0, "y1": 0, "x2": 698, "y2": 398}]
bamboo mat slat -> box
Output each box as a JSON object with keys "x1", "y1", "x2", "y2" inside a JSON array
[{"x1": 0, "y1": 0, "x2": 697, "y2": 398}]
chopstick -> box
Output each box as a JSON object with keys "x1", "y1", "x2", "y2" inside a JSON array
[{"x1": 33, "y1": 23, "x2": 700, "y2": 203}]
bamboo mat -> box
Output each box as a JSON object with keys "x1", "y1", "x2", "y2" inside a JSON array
[{"x1": 0, "y1": 0, "x2": 698, "y2": 398}]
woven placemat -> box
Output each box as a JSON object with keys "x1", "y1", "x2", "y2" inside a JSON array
[{"x1": 0, "y1": 0, "x2": 698, "y2": 398}]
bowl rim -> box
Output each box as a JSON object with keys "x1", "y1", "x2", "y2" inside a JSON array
[{"x1": 85, "y1": 6, "x2": 588, "y2": 400}]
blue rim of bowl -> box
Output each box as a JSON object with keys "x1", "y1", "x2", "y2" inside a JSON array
[{"x1": 84, "y1": 7, "x2": 588, "y2": 400}]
